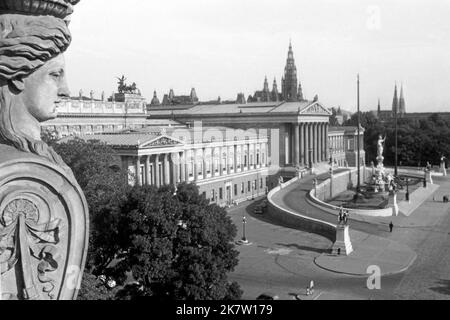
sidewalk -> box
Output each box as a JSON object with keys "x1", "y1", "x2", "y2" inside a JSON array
[
  {"x1": 398, "y1": 184, "x2": 439, "y2": 217},
  {"x1": 314, "y1": 230, "x2": 417, "y2": 276},
  {"x1": 271, "y1": 173, "x2": 417, "y2": 277}
]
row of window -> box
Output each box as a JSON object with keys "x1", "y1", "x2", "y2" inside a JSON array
[
  {"x1": 187, "y1": 153, "x2": 266, "y2": 177},
  {"x1": 202, "y1": 178, "x2": 265, "y2": 203}
]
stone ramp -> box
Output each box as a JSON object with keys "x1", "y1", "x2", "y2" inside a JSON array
[{"x1": 398, "y1": 184, "x2": 439, "y2": 217}]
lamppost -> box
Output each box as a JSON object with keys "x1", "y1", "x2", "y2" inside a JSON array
[
  {"x1": 357, "y1": 74, "x2": 361, "y2": 192},
  {"x1": 309, "y1": 149, "x2": 313, "y2": 171},
  {"x1": 242, "y1": 215, "x2": 248, "y2": 243},
  {"x1": 405, "y1": 178, "x2": 410, "y2": 202},
  {"x1": 329, "y1": 147, "x2": 334, "y2": 199},
  {"x1": 394, "y1": 92, "x2": 398, "y2": 177}
]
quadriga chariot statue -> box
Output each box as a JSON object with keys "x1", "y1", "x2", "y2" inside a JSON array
[{"x1": 0, "y1": 0, "x2": 88, "y2": 300}]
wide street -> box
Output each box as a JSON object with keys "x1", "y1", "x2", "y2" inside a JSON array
[{"x1": 228, "y1": 175, "x2": 450, "y2": 300}]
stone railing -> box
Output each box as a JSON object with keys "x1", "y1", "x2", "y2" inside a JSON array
[
  {"x1": 267, "y1": 177, "x2": 337, "y2": 242},
  {"x1": 307, "y1": 168, "x2": 394, "y2": 218}
]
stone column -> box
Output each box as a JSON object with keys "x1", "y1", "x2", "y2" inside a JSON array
[
  {"x1": 309, "y1": 123, "x2": 314, "y2": 165},
  {"x1": 294, "y1": 124, "x2": 300, "y2": 166},
  {"x1": 185, "y1": 152, "x2": 190, "y2": 182},
  {"x1": 299, "y1": 123, "x2": 304, "y2": 166},
  {"x1": 219, "y1": 147, "x2": 224, "y2": 176},
  {"x1": 193, "y1": 149, "x2": 198, "y2": 182},
  {"x1": 171, "y1": 152, "x2": 179, "y2": 186},
  {"x1": 180, "y1": 152, "x2": 185, "y2": 182},
  {"x1": 304, "y1": 123, "x2": 310, "y2": 166},
  {"x1": 145, "y1": 155, "x2": 150, "y2": 185},
  {"x1": 154, "y1": 154, "x2": 160, "y2": 187},
  {"x1": 227, "y1": 146, "x2": 231, "y2": 175},
  {"x1": 234, "y1": 145, "x2": 238, "y2": 173},
  {"x1": 325, "y1": 123, "x2": 329, "y2": 161},
  {"x1": 253, "y1": 143, "x2": 257, "y2": 168},
  {"x1": 312, "y1": 123, "x2": 316, "y2": 164},
  {"x1": 212, "y1": 148, "x2": 216, "y2": 177},
  {"x1": 136, "y1": 157, "x2": 142, "y2": 186},
  {"x1": 202, "y1": 148, "x2": 207, "y2": 179},
  {"x1": 164, "y1": 154, "x2": 170, "y2": 185},
  {"x1": 318, "y1": 123, "x2": 322, "y2": 163}
]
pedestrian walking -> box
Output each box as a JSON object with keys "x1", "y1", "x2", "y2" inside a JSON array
[
  {"x1": 309, "y1": 280, "x2": 314, "y2": 295},
  {"x1": 389, "y1": 221, "x2": 394, "y2": 233}
]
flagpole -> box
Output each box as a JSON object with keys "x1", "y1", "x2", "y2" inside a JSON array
[{"x1": 357, "y1": 74, "x2": 361, "y2": 191}]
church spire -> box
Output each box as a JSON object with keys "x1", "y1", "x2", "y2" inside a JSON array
[
  {"x1": 377, "y1": 98, "x2": 381, "y2": 116},
  {"x1": 399, "y1": 85, "x2": 406, "y2": 115},
  {"x1": 283, "y1": 41, "x2": 298, "y2": 101},
  {"x1": 272, "y1": 77, "x2": 279, "y2": 102},
  {"x1": 262, "y1": 76, "x2": 270, "y2": 102},
  {"x1": 392, "y1": 84, "x2": 399, "y2": 115},
  {"x1": 297, "y1": 82, "x2": 304, "y2": 101}
]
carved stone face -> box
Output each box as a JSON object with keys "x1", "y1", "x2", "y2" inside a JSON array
[{"x1": 20, "y1": 54, "x2": 70, "y2": 122}]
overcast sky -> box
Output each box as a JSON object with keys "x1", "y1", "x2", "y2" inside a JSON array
[{"x1": 65, "y1": 0, "x2": 450, "y2": 113}]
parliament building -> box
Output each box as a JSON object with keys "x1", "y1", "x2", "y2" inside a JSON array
[{"x1": 45, "y1": 42, "x2": 365, "y2": 207}]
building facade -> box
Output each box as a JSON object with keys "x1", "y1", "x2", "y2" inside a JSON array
[
  {"x1": 43, "y1": 92, "x2": 149, "y2": 137},
  {"x1": 70, "y1": 126, "x2": 269, "y2": 206}
]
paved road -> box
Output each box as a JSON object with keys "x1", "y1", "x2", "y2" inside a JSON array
[
  {"x1": 228, "y1": 200, "x2": 402, "y2": 300},
  {"x1": 227, "y1": 175, "x2": 450, "y2": 300},
  {"x1": 274, "y1": 173, "x2": 393, "y2": 236}
]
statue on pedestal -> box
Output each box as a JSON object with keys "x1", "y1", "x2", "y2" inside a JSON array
[{"x1": 0, "y1": 0, "x2": 88, "y2": 300}]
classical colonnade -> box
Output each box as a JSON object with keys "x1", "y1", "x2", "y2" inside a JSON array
[
  {"x1": 291, "y1": 122, "x2": 329, "y2": 166},
  {"x1": 131, "y1": 141, "x2": 268, "y2": 187}
]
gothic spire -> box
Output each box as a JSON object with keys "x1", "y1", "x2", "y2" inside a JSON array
[
  {"x1": 283, "y1": 41, "x2": 298, "y2": 101},
  {"x1": 392, "y1": 84, "x2": 399, "y2": 114},
  {"x1": 399, "y1": 85, "x2": 406, "y2": 114}
]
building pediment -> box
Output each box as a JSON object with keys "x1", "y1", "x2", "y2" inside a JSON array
[
  {"x1": 140, "y1": 135, "x2": 184, "y2": 148},
  {"x1": 300, "y1": 102, "x2": 332, "y2": 116}
]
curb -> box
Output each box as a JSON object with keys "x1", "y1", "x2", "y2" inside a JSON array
[{"x1": 313, "y1": 251, "x2": 417, "y2": 278}]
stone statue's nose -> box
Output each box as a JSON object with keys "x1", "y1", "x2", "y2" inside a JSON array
[{"x1": 58, "y1": 79, "x2": 70, "y2": 98}]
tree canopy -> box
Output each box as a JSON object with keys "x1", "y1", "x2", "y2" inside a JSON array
[
  {"x1": 345, "y1": 112, "x2": 450, "y2": 167},
  {"x1": 43, "y1": 136, "x2": 242, "y2": 300}
]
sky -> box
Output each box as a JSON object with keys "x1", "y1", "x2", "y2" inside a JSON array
[{"x1": 65, "y1": 0, "x2": 450, "y2": 113}]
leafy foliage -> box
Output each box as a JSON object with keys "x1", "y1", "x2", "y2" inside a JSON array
[
  {"x1": 345, "y1": 112, "x2": 450, "y2": 167},
  {"x1": 43, "y1": 137, "x2": 242, "y2": 300},
  {"x1": 48, "y1": 138, "x2": 130, "y2": 273},
  {"x1": 115, "y1": 183, "x2": 241, "y2": 300}
]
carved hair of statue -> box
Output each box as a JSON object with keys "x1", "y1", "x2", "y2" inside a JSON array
[{"x1": 0, "y1": 12, "x2": 72, "y2": 173}]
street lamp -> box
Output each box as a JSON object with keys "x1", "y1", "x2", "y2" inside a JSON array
[
  {"x1": 357, "y1": 74, "x2": 361, "y2": 192},
  {"x1": 309, "y1": 149, "x2": 313, "y2": 170},
  {"x1": 405, "y1": 178, "x2": 410, "y2": 202},
  {"x1": 329, "y1": 147, "x2": 334, "y2": 199},
  {"x1": 242, "y1": 215, "x2": 248, "y2": 243}
]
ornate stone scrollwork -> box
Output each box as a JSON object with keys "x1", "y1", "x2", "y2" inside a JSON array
[{"x1": 0, "y1": 146, "x2": 88, "y2": 300}]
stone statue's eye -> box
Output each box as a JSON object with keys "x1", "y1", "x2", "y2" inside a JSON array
[{"x1": 50, "y1": 72, "x2": 60, "y2": 79}]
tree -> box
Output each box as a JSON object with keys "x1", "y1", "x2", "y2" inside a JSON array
[
  {"x1": 51, "y1": 138, "x2": 130, "y2": 274},
  {"x1": 114, "y1": 183, "x2": 242, "y2": 300}
]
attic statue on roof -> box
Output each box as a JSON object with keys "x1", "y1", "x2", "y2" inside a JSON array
[
  {"x1": 0, "y1": 0, "x2": 88, "y2": 300},
  {"x1": 117, "y1": 75, "x2": 139, "y2": 94}
]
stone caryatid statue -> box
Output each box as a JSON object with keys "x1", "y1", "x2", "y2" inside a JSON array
[{"x1": 0, "y1": 0, "x2": 88, "y2": 300}]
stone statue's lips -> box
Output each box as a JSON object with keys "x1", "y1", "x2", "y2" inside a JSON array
[{"x1": 0, "y1": 0, "x2": 80, "y2": 19}]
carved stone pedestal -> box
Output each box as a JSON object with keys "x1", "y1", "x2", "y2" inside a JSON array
[
  {"x1": 393, "y1": 193, "x2": 399, "y2": 216},
  {"x1": 332, "y1": 224, "x2": 353, "y2": 256},
  {"x1": 0, "y1": 146, "x2": 89, "y2": 300}
]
